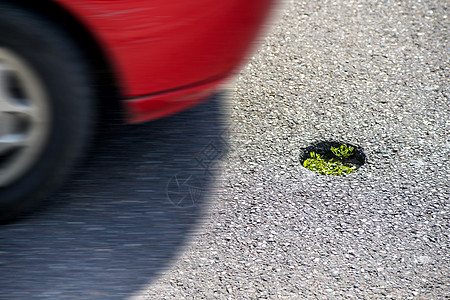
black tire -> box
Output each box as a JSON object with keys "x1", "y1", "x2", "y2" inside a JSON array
[{"x1": 0, "y1": 3, "x2": 93, "y2": 223}]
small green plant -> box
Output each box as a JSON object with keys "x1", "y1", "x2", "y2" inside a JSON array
[
  {"x1": 331, "y1": 144, "x2": 354, "y2": 159},
  {"x1": 303, "y1": 144, "x2": 357, "y2": 176}
]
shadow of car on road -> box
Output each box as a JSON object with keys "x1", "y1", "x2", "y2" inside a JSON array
[{"x1": 0, "y1": 94, "x2": 229, "y2": 299}]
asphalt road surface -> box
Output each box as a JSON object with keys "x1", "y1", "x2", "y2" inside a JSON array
[{"x1": 1, "y1": 0, "x2": 449, "y2": 299}]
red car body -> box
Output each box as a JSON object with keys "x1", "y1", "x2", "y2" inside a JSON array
[
  {"x1": 0, "y1": 0, "x2": 275, "y2": 222},
  {"x1": 54, "y1": 0, "x2": 275, "y2": 123}
]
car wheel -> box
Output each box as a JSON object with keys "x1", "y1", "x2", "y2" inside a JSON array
[{"x1": 0, "y1": 3, "x2": 93, "y2": 223}]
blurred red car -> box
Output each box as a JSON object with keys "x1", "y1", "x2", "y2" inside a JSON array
[{"x1": 0, "y1": 0, "x2": 275, "y2": 221}]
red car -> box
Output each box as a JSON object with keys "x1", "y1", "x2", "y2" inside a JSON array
[{"x1": 0, "y1": 0, "x2": 275, "y2": 222}]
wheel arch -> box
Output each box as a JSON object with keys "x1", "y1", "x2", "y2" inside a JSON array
[{"x1": 5, "y1": 0, "x2": 124, "y2": 122}]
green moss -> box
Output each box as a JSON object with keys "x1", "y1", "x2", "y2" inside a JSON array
[
  {"x1": 330, "y1": 144, "x2": 354, "y2": 159},
  {"x1": 303, "y1": 144, "x2": 357, "y2": 176}
]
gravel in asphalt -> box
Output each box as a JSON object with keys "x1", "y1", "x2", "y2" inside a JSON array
[{"x1": 138, "y1": 0, "x2": 449, "y2": 298}]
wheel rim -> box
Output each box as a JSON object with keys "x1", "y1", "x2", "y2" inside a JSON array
[{"x1": 0, "y1": 47, "x2": 51, "y2": 187}]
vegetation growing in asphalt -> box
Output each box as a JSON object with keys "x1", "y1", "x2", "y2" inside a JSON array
[
  {"x1": 330, "y1": 144, "x2": 355, "y2": 159},
  {"x1": 303, "y1": 144, "x2": 357, "y2": 176}
]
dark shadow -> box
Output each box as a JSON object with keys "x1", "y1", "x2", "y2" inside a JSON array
[{"x1": 0, "y1": 94, "x2": 229, "y2": 299}]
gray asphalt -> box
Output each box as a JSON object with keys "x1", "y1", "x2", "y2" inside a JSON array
[
  {"x1": 2, "y1": 0, "x2": 449, "y2": 299},
  {"x1": 140, "y1": 0, "x2": 449, "y2": 299}
]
